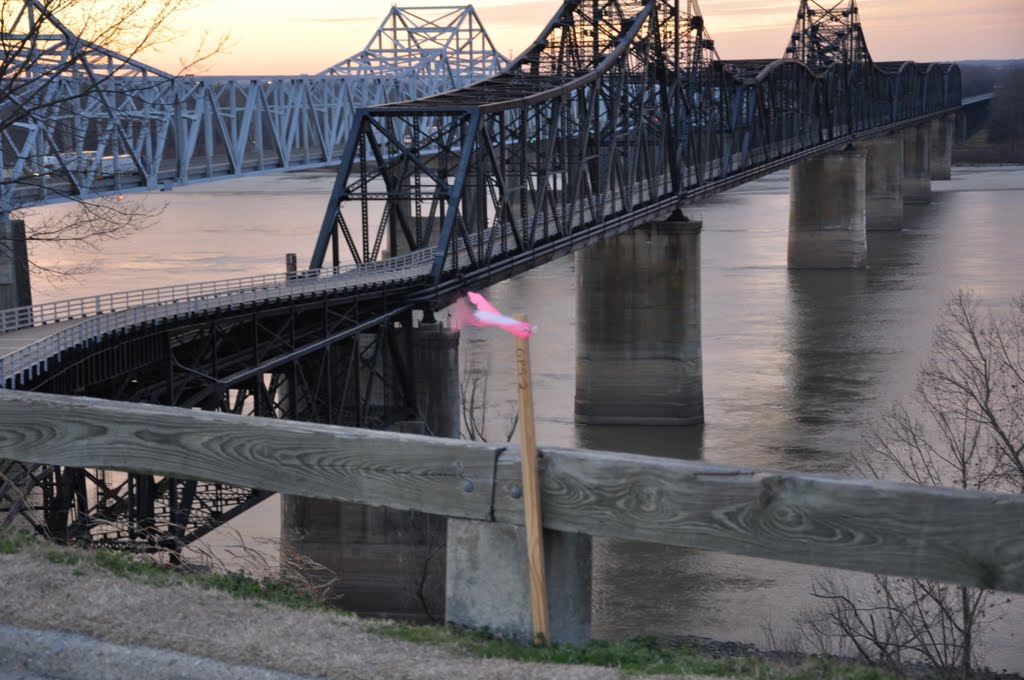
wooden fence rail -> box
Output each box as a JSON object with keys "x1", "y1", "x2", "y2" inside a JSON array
[{"x1": 2, "y1": 389, "x2": 1023, "y2": 598}]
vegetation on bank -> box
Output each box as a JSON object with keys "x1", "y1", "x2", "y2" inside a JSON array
[
  {"x1": 2, "y1": 525, "x2": 900, "y2": 680},
  {"x1": 379, "y1": 623, "x2": 900, "y2": 680},
  {"x1": 956, "y1": 62, "x2": 1024, "y2": 164},
  {"x1": 0, "y1": 526, "x2": 322, "y2": 611}
]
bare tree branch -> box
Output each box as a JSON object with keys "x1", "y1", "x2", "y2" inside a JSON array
[
  {"x1": 1, "y1": 0, "x2": 228, "y2": 279},
  {"x1": 800, "y1": 290, "x2": 1024, "y2": 678}
]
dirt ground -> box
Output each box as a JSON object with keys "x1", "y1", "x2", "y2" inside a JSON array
[{"x1": 0, "y1": 550, "x2": 728, "y2": 680}]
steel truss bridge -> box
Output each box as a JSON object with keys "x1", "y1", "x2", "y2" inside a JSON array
[
  {"x1": 1, "y1": 0, "x2": 962, "y2": 552},
  {"x1": 0, "y1": 2, "x2": 506, "y2": 213}
]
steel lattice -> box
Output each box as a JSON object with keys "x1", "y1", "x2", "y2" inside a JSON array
[
  {"x1": 2, "y1": 0, "x2": 965, "y2": 552},
  {"x1": 0, "y1": 2, "x2": 506, "y2": 213},
  {"x1": 311, "y1": 0, "x2": 961, "y2": 285}
]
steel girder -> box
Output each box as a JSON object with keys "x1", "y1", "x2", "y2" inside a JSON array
[
  {"x1": 0, "y1": 2, "x2": 506, "y2": 212},
  {"x1": 311, "y1": 0, "x2": 962, "y2": 284},
  {"x1": 2, "y1": 290, "x2": 423, "y2": 550},
  {"x1": 786, "y1": 0, "x2": 870, "y2": 70},
  {"x1": 320, "y1": 6, "x2": 507, "y2": 82},
  {"x1": 0, "y1": 457, "x2": 272, "y2": 551}
]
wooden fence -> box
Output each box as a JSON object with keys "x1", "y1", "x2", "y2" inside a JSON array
[{"x1": 2, "y1": 388, "x2": 1022, "y2": 639}]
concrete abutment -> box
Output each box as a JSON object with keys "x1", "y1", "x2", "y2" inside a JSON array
[
  {"x1": 930, "y1": 114, "x2": 954, "y2": 181},
  {"x1": 281, "y1": 320, "x2": 459, "y2": 621},
  {"x1": 787, "y1": 148, "x2": 867, "y2": 269},
  {"x1": 0, "y1": 215, "x2": 32, "y2": 310},
  {"x1": 445, "y1": 520, "x2": 592, "y2": 645},
  {"x1": 862, "y1": 135, "x2": 904, "y2": 231},
  {"x1": 574, "y1": 217, "x2": 704, "y2": 426},
  {"x1": 903, "y1": 124, "x2": 932, "y2": 204}
]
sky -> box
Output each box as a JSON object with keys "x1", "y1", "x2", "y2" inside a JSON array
[{"x1": 139, "y1": 0, "x2": 1024, "y2": 76}]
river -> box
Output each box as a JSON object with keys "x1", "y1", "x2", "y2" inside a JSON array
[{"x1": 27, "y1": 164, "x2": 1024, "y2": 672}]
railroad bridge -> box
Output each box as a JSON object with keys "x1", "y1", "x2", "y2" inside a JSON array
[{"x1": 1, "y1": 0, "x2": 968, "y2": 618}]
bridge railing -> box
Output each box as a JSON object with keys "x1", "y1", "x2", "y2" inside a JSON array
[
  {"x1": 0, "y1": 251, "x2": 439, "y2": 336},
  {"x1": 1, "y1": 389, "x2": 1021, "y2": 638},
  {"x1": 0, "y1": 249, "x2": 436, "y2": 388}
]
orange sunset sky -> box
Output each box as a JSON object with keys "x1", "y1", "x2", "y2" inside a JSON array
[{"x1": 143, "y1": 0, "x2": 1022, "y2": 76}]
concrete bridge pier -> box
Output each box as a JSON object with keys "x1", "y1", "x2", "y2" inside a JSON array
[
  {"x1": 862, "y1": 135, "x2": 904, "y2": 231},
  {"x1": 0, "y1": 214, "x2": 32, "y2": 310},
  {"x1": 930, "y1": 114, "x2": 955, "y2": 181},
  {"x1": 787, "y1": 148, "x2": 867, "y2": 269},
  {"x1": 281, "y1": 319, "x2": 459, "y2": 621},
  {"x1": 903, "y1": 124, "x2": 932, "y2": 204},
  {"x1": 574, "y1": 215, "x2": 703, "y2": 425}
]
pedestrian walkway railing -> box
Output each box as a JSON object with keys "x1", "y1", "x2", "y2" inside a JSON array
[
  {"x1": 0, "y1": 165, "x2": 675, "y2": 387},
  {"x1": 0, "y1": 249, "x2": 435, "y2": 387}
]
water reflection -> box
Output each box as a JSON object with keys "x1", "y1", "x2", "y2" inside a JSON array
[{"x1": 575, "y1": 424, "x2": 704, "y2": 461}]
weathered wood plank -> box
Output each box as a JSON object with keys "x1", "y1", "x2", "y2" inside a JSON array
[
  {"x1": 3, "y1": 390, "x2": 1024, "y2": 593},
  {"x1": 492, "y1": 448, "x2": 1024, "y2": 594},
  {"x1": 0, "y1": 390, "x2": 500, "y2": 520}
]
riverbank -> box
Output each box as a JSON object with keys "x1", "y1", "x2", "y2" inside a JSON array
[{"x1": 0, "y1": 530, "x2": 896, "y2": 680}]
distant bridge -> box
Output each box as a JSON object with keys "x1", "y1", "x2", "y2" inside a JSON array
[
  {"x1": 0, "y1": 3, "x2": 506, "y2": 212},
  {"x1": 1, "y1": 0, "x2": 968, "y2": 555}
]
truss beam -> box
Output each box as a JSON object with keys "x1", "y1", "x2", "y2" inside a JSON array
[
  {"x1": 311, "y1": 0, "x2": 961, "y2": 281},
  {"x1": 0, "y1": 3, "x2": 506, "y2": 212}
]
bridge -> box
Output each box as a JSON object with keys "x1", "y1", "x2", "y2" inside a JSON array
[
  {"x1": 0, "y1": 0, "x2": 977, "y2": 626},
  {"x1": 0, "y1": 3, "x2": 506, "y2": 210}
]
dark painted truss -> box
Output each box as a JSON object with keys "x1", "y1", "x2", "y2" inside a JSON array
[
  {"x1": 1, "y1": 288, "x2": 425, "y2": 550},
  {"x1": 2, "y1": 0, "x2": 966, "y2": 552},
  {"x1": 311, "y1": 0, "x2": 961, "y2": 288}
]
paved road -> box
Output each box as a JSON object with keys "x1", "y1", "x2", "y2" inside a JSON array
[{"x1": 0, "y1": 623, "x2": 320, "y2": 680}]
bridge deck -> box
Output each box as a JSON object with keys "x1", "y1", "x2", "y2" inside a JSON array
[
  {"x1": 0, "y1": 319, "x2": 85, "y2": 356},
  {"x1": 0, "y1": 253, "x2": 434, "y2": 388},
  {"x1": 1, "y1": 127, "x2": 950, "y2": 390}
]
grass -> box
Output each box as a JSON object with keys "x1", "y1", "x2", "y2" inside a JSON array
[
  {"x1": 0, "y1": 526, "x2": 41, "y2": 554},
  {"x1": 0, "y1": 525, "x2": 897, "y2": 679},
  {"x1": 0, "y1": 525, "x2": 325, "y2": 610},
  {"x1": 376, "y1": 622, "x2": 900, "y2": 680}
]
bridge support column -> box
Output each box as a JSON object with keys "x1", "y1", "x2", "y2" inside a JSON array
[
  {"x1": 930, "y1": 114, "x2": 954, "y2": 181},
  {"x1": 0, "y1": 214, "x2": 32, "y2": 310},
  {"x1": 787, "y1": 148, "x2": 867, "y2": 269},
  {"x1": 863, "y1": 135, "x2": 903, "y2": 231},
  {"x1": 903, "y1": 124, "x2": 932, "y2": 204},
  {"x1": 281, "y1": 320, "x2": 459, "y2": 621},
  {"x1": 574, "y1": 216, "x2": 703, "y2": 425}
]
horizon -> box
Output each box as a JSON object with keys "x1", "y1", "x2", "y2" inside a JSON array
[{"x1": 136, "y1": 0, "x2": 1023, "y2": 77}]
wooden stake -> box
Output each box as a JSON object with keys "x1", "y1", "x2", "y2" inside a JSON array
[{"x1": 514, "y1": 314, "x2": 549, "y2": 645}]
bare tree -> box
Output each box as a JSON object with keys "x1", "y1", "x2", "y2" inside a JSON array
[
  {"x1": 801, "y1": 290, "x2": 1024, "y2": 678},
  {"x1": 460, "y1": 359, "x2": 519, "y2": 442},
  {"x1": 987, "y1": 67, "x2": 1024, "y2": 162},
  {"x1": 1, "y1": 0, "x2": 227, "y2": 279}
]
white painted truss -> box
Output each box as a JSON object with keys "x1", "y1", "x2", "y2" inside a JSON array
[
  {"x1": 0, "y1": 1, "x2": 507, "y2": 212},
  {"x1": 320, "y1": 5, "x2": 506, "y2": 82}
]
